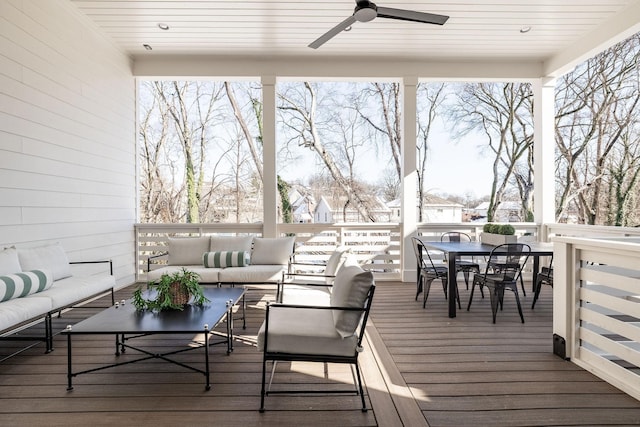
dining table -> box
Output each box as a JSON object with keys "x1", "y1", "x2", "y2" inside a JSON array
[{"x1": 417, "y1": 238, "x2": 554, "y2": 318}]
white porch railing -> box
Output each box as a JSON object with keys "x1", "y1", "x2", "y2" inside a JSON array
[{"x1": 554, "y1": 236, "x2": 640, "y2": 401}]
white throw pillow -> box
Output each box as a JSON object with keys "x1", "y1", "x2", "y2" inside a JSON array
[
  {"x1": 251, "y1": 237, "x2": 295, "y2": 265},
  {"x1": 330, "y1": 265, "x2": 374, "y2": 338},
  {"x1": 0, "y1": 247, "x2": 22, "y2": 276},
  {"x1": 325, "y1": 246, "x2": 351, "y2": 276},
  {"x1": 210, "y1": 236, "x2": 253, "y2": 252},
  {"x1": 168, "y1": 237, "x2": 210, "y2": 265},
  {"x1": 17, "y1": 244, "x2": 71, "y2": 281}
]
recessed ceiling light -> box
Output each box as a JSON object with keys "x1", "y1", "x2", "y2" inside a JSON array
[
  {"x1": 158, "y1": 23, "x2": 170, "y2": 30},
  {"x1": 520, "y1": 26, "x2": 532, "y2": 34},
  {"x1": 143, "y1": 44, "x2": 153, "y2": 50}
]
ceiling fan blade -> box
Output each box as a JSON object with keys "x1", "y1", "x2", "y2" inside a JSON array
[
  {"x1": 309, "y1": 15, "x2": 357, "y2": 49},
  {"x1": 376, "y1": 7, "x2": 449, "y2": 25}
]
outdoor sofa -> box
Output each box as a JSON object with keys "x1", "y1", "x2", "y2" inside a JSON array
[
  {"x1": 0, "y1": 244, "x2": 115, "y2": 358},
  {"x1": 147, "y1": 235, "x2": 296, "y2": 286}
]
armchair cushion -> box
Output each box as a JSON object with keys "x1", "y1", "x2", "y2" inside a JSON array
[
  {"x1": 257, "y1": 306, "x2": 358, "y2": 357},
  {"x1": 167, "y1": 237, "x2": 210, "y2": 266},
  {"x1": 330, "y1": 265, "x2": 374, "y2": 338},
  {"x1": 203, "y1": 251, "x2": 250, "y2": 268},
  {"x1": 324, "y1": 246, "x2": 351, "y2": 277},
  {"x1": 251, "y1": 237, "x2": 295, "y2": 265}
]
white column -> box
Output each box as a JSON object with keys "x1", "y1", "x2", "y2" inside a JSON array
[
  {"x1": 262, "y1": 76, "x2": 277, "y2": 237},
  {"x1": 402, "y1": 77, "x2": 418, "y2": 282},
  {"x1": 532, "y1": 78, "x2": 556, "y2": 237}
]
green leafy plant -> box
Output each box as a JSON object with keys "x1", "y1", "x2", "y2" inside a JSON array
[
  {"x1": 482, "y1": 223, "x2": 515, "y2": 235},
  {"x1": 132, "y1": 268, "x2": 208, "y2": 311}
]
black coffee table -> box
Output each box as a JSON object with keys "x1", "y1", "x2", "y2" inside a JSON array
[{"x1": 63, "y1": 286, "x2": 245, "y2": 391}]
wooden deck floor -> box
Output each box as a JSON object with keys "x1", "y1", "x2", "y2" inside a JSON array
[{"x1": 1, "y1": 280, "x2": 639, "y2": 426}]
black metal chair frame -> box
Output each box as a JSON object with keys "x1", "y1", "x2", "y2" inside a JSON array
[
  {"x1": 440, "y1": 231, "x2": 481, "y2": 289},
  {"x1": 259, "y1": 284, "x2": 375, "y2": 413},
  {"x1": 412, "y1": 237, "x2": 459, "y2": 309},
  {"x1": 531, "y1": 255, "x2": 553, "y2": 309},
  {"x1": 467, "y1": 243, "x2": 531, "y2": 323}
]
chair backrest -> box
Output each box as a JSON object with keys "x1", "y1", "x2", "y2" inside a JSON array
[
  {"x1": 484, "y1": 243, "x2": 531, "y2": 281},
  {"x1": 441, "y1": 231, "x2": 472, "y2": 243},
  {"x1": 411, "y1": 236, "x2": 440, "y2": 271},
  {"x1": 325, "y1": 246, "x2": 351, "y2": 276}
]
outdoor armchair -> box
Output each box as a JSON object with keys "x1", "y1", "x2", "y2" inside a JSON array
[{"x1": 257, "y1": 265, "x2": 375, "y2": 413}]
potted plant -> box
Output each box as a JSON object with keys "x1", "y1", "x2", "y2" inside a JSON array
[
  {"x1": 132, "y1": 268, "x2": 209, "y2": 311},
  {"x1": 481, "y1": 223, "x2": 517, "y2": 246}
]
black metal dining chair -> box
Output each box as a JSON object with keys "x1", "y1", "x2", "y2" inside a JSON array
[
  {"x1": 467, "y1": 243, "x2": 531, "y2": 323},
  {"x1": 531, "y1": 255, "x2": 553, "y2": 309},
  {"x1": 412, "y1": 237, "x2": 459, "y2": 309},
  {"x1": 440, "y1": 231, "x2": 481, "y2": 289}
]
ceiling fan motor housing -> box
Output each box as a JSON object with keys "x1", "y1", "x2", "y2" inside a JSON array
[{"x1": 354, "y1": 1, "x2": 377, "y2": 22}]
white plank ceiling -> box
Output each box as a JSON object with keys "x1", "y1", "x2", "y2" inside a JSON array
[{"x1": 70, "y1": 0, "x2": 640, "y2": 75}]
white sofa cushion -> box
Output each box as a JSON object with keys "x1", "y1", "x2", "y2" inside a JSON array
[
  {"x1": 35, "y1": 274, "x2": 114, "y2": 309},
  {"x1": 0, "y1": 296, "x2": 52, "y2": 333},
  {"x1": 17, "y1": 244, "x2": 71, "y2": 281},
  {"x1": 167, "y1": 237, "x2": 210, "y2": 266},
  {"x1": 218, "y1": 265, "x2": 285, "y2": 283},
  {"x1": 257, "y1": 306, "x2": 358, "y2": 357},
  {"x1": 251, "y1": 237, "x2": 295, "y2": 265},
  {"x1": 203, "y1": 251, "x2": 250, "y2": 268},
  {"x1": 330, "y1": 265, "x2": 374, "y2": 338},
  {"x1": 0, "y1": 247, "x2": 22, "y2": 276},
  {"x1": 325, "y1": 246, "x2": 351, "y2": 277},
  {"x1": 147, "y1": 266, "x2": 220, "y2": 284},
  {"x1": 210, "y1": 236, "x2": 253, "y2": 252},
  {"x1": 0, "y1": 270, "x2": 53, "y2": 302}
]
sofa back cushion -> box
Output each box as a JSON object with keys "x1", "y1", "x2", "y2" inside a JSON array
[
  {"x1": 0, "y1": 247, "x2": 22, "y2": 276},
  {"x1": 210, "y1": 236, "x2": 254, "y2": 253},
  {"x1": 203, "y1": 251, "x2": 250, "y2": 268},
  {"x1": 0, "y1": 270, "x2": 54, "y2": 302},
  {"x1": 251, "y1": 237, "x2": 295, "y2": 265},
  {"x1": 325, "y1": 246, "x2": 351, "y2": 277},
  {"x1": 17, "y1": 244, "x2": 71, "y2": 281},
  {"x1": 330, "y1": 265, "x2": 374, "y2": 338},
  {"x1": 168, "y1": 237, "x2": 210, "y2": 265}
]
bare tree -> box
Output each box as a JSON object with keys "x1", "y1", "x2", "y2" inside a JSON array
[
  {"x1": 278, "y1": 82, "x2": 376, "y2": 221},
  {"x1": 555, "y1": 34, "x2": 640, "y2": 224},
  {"x1": 446, "y1": 82, "x2": 534, "y2": 221},
  {"x1": 416, "y1": 83, "x2": 446, "y2": 221}
]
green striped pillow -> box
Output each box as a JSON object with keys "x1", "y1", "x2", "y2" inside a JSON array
[
  {"x1": 203, "y1": 251, "x2": 250, "y2": 268},
  {"x1": 0, "y1": 270, "x2": 54, "y2": 302}
]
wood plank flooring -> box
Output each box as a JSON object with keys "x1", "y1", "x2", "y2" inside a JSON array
[{"x1": 1, "y1": 280, "x2": 639, "y2": 426}]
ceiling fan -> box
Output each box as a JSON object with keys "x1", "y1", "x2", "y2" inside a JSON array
[{"x1": 309, "y1": 0, "x2": 449, "y2": 49}]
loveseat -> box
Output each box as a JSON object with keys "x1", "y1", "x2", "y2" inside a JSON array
[
  {"x1": 147, "y1": 235, "x2": 296, "y2": 286},
  {"x1": 0, "y1": 244, "x2": 115, "y2": 357}
]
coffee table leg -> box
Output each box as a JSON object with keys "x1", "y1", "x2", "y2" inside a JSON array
[
  {"x1": 204, "y1": 326, "x2": 211, "y2": 390},
  {"x1": 66, "y1": 333, "x2": 73, "y2": 391}
]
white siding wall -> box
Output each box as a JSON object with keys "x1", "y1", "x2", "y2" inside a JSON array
[{"x1": 0, "y1": 0, "x2": 136, "y2": 287}]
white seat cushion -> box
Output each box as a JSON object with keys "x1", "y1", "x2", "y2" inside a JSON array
[
  {"x1": 147, "y1": 266, "x2": 220, "y2": 283},
  {"x1": 0, "y1": 296, "x2": 52, "y2": 332},
  {"x1": 279, "y1": 284, "x2": 332, "y2": 306},
  {"x1": 34, "y1": 275, "x2": 114, "y2": 310},
  {"x1": 257, "y1": 306, "x2": 358, "y2": 357},
  {"x1": 218, "y1": 265, "x2": 285, "y2": 283}
]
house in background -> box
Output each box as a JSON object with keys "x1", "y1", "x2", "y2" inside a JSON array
[
  {"x1": 388, "y1": 195, "x2": 464, "y2": 223},
  {"x1": 474, "y1": 201, "x2": 523, "y2": 222}
]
